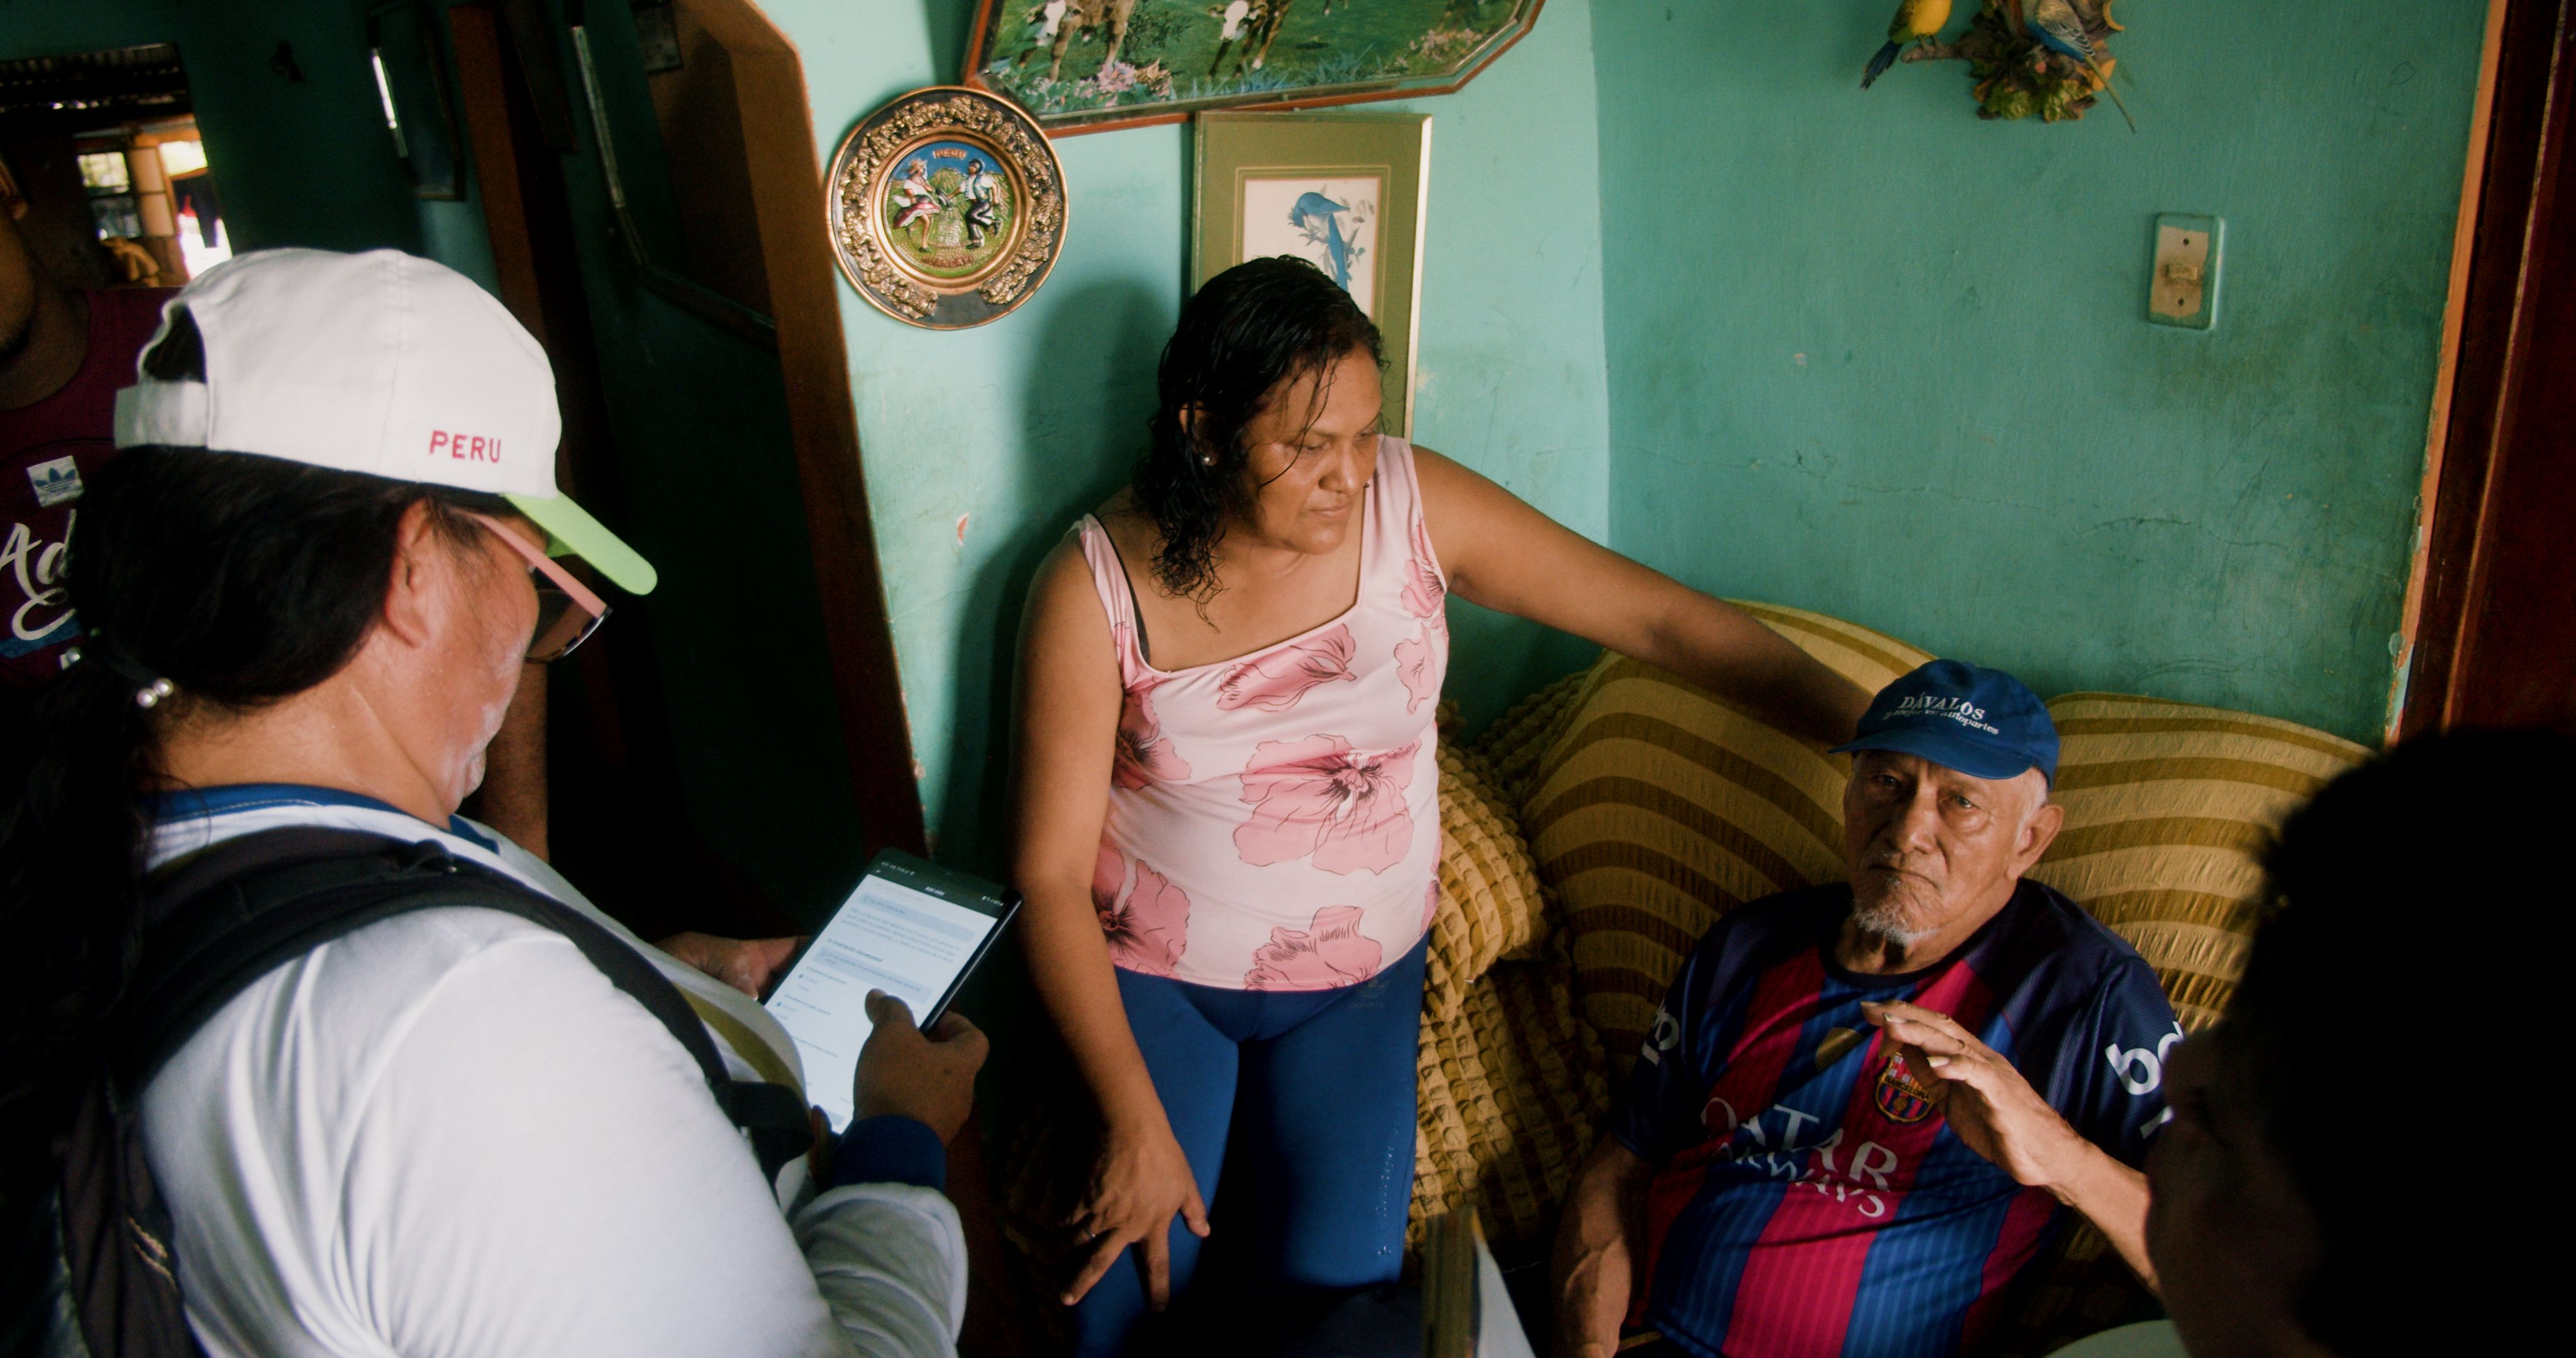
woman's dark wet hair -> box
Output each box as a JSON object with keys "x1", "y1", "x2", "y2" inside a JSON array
[
  {"x1": 1134, "y1": 255, "x2": 1382, "y2": 604},
  {"x1": 0, "y1": 308, "x2": 509, "y2": 1206},
  {"x1": 2241, "y1": 727, "x2": 2556, "y2": 1357}
]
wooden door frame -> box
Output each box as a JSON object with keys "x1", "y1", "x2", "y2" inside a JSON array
[
  {"x1": 634, "y1": 0, "x2": 926, "y2": 856},
  {"x1": 2394, "y1": 0, "x2": 2572, "y2": 737}
]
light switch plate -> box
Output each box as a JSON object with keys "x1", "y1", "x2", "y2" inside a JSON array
[
  {"x1": 2148, "y1": 214, "x2": 2222, "y2": 330},
  {"x1": 2143, "y1": 219, "x2": 2225, "y2": 334}
]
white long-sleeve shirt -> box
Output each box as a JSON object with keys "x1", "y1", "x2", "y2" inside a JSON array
[{"x1": 130, "y1": 784, "x2": 965, "y2": 1358}]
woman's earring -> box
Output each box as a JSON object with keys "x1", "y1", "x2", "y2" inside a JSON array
[{"x1": 1200, "y1": 455, "x2": 1216, "y2": 466}]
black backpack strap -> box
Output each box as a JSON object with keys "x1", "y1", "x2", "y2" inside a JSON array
[
  {"x1": 58, "y1": 1071, "x2": 198, "y2": 1358},
  {"x1": 120, "y1": 827, "x2": 814, "y2": 1177}
]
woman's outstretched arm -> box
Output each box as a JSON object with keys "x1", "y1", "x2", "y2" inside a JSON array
[
  {"x1": 1415, "y1": 450, "x2": 1869, "y2": 745},
  {"x1": 1011, "y1": 539, "x2": 1211, "y2": 1310}
]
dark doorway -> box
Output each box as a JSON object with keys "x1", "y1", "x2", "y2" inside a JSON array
[
  {"x1": 444, "y1": 1, "x2": 796, "y2": 944},
  {"x1": 0, "y1": 45, "x2": 233, "y2": 292}
]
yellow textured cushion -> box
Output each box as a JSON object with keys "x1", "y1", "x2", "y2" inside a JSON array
[
  {"x1": 1406, "y1": 742, "x2": 1610, "y2": 1266},
  {"x1": 1422, "y1": 744, "x2": 1553, "y2": 1022},
  {"x1": 1519, "y1": 604, "x2": 1933, "y2": 1081},
  {"x1": 1475, "y1": 669, "x2": 1591, "y2": 809},
  {"x1": 1409, "y1": 933, "x2": 1609, "y2": 1266},
  {"x1": 2030, "y1": 692, "x2": 2370, "y2": 1032}
]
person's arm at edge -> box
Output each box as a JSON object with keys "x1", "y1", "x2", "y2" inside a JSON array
[
  {"x1": 1010, "y1": 539, "x2": 1211, "y2": 1305},
  {"x1": 1413, "y1": 448, "x2": 1868, "y2": 745},
  {"x1": 1551, "y1": 1137, "x2": 1655, "y2": 1358},
  {"x1": 2039, "y1": 961, "x2": 2173, "y2": 1293},
  {"x1": 1552, "y1": 924, "x2": 1726, "y2": 1358},
  {"x1": 1014, "y1": 541, "x2": 1158, "y2": 1135},
  {"x1": 2046, "y1": 1146, "x2": 2156, "y2": 1291},
  {"x1": 796, "y1": 1177, "x2": 968, "y2": 1357}
]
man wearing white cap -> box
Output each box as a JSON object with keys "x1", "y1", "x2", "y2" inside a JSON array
[
  {"x1": 1, "y1": 248, "x2": 981, "y2": 1357},
  {"x1": 109, "y1": 246, "x2": 659, "y2": 594}
]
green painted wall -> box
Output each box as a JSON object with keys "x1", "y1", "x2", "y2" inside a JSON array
[
  {"x1": 1587, "y1": 0, "x2": 2485, "y2": 744},
  {"x1": 761, "y1": 0, "x2": 1613, "y2": 865},
  {"x1": 19, "y1": 0, "x2": 2479, "y2": 902}
]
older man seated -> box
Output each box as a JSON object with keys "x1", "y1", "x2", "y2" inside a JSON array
[{"x1": 1550, "y1": 660, "x2": 2182, "y2": 1358}]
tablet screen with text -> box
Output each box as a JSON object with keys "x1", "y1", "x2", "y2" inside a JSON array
[{"x1": 763, "y1": 850, "x2": 1019, "y2": 1134}]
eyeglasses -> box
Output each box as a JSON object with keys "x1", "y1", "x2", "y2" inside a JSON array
[{"x1": 462, "y1": 512, "x2": 611, "y2": 663}]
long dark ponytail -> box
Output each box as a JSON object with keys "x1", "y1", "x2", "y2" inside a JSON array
[
  {"x1": 1135, "y1": 255, "x2": 1382, "y2": 605},
  {"x1": 0, "y1": 309, "x2": 507, "y2": 1205}
]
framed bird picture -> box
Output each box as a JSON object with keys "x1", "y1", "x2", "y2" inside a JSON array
[
  {"x1": 1192, "y1": 111, "x2": 1431, "y2": 436},
  {"x1": 965, "y1": 0, "x2": 1542, "y2": 136}
]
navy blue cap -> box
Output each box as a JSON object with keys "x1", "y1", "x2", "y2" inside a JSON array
[{"x1": 1829, "y1": 660, "x2": 2058, "y2": 785}]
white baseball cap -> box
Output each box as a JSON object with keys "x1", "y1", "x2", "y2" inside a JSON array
[{"x1": 111, "y1": 247, "x2": 655, "y2": 594}]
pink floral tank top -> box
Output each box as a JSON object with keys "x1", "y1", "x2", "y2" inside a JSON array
[{"x1": 1080, "y1": 437, "x2": 1450, "y2": 991}]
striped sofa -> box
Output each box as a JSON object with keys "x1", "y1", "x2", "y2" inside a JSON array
[{"x1": 1409, "y1": 604, "x2": 2368, "y2": 1354}]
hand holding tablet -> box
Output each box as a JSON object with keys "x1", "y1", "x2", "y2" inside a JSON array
[
  {"x1": 763, "y1": 850, "x2": 1022, "y2": 1132},
  {"x1": 852, "y1": 991, "x2": 990, "y2": 1144}
]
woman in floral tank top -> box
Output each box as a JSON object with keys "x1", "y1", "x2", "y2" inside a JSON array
[{"x1": 1015, "y1": 260, "x2": 1868, "y2": 1354}]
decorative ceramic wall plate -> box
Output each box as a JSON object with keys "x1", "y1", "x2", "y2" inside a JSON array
[{"x1": 826, "y1": 87, "x2": 1067, "y2": 329}]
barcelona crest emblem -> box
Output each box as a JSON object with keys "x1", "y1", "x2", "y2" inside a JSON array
[{"x1": 1874, "y1": 1051, "x2": 1937, "y2": 1125}]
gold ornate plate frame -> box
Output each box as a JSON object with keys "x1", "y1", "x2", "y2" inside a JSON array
[{"x1": 826, "y1": 87, "x2": 1067, "y2": 329}]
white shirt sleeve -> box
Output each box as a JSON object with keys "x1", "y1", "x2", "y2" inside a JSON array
[
  {"x1": 796, "y1": 1186, "x2": 969, "y2": 1355},
  {"x1": 143, "y1": 909, "x2": 967, "y2": 1358}
]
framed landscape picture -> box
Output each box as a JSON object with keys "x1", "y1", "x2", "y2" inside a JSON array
[
  {"x1": 964, "y1": 0, "x2": 1543, "y2": 136},
  {"x1": 1193, "y1": 111, "x2": 1430, "y2": 436}
]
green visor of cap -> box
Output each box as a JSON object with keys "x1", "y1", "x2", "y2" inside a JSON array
[{"x1": 502, "y1": 492, "x2": 658, "y2": 595}]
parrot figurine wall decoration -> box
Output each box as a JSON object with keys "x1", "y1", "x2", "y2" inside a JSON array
[
  {"x1": 2026, "y1": 0, "x2": 2136, "y2": 130},
  {"x1": 1863, "y1": 0, "x2": 1955, "y2": 89}
]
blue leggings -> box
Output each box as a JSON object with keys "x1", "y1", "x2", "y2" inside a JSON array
[{"x1": 1069, "y1": 938, "x2": 1427, "y2": 1358}]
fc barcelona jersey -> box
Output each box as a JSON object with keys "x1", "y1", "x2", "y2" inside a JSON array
[{"x1": 1615, "y1": 880, "x2": 2179, "y2": 1358}]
